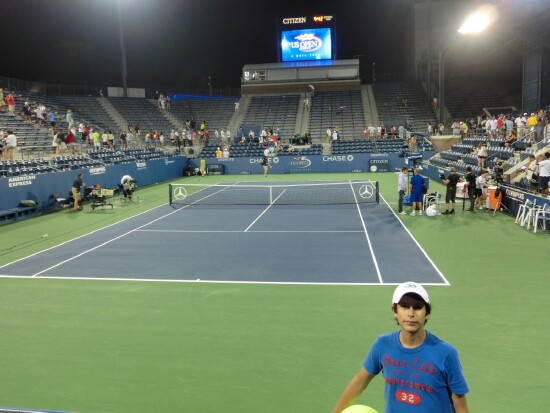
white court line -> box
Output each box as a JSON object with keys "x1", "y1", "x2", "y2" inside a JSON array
[
  {"x1": 0, "y1": 202, "x2": 167, "y2": 271},
  {"x1": 28, "y1": 185, "x2": 236, "y2": 278},
  {"x1": 349, "y1": 180, "x2": 383, "y2": 284},
  {"x1": 244, "y1": 189, "x2": 286, "y2": 232},
  {"x1": 135, "y1": 229, "x2": 364, "y2": 233},
  {"x1": 0, "y1": 273, "x2": 451, "y2": 286},
  {"x1": 379, "y1": 192, "x2": 450, "y2": 286}
]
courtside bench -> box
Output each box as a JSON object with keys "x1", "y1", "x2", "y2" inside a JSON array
[{"x1": 0, "y1": 205, "x2": 42, "y2": 224}]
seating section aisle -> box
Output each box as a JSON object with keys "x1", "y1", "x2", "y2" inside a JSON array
[
  {"x1": 170, "y1": 97, "x2": 235, "y2": 133},
  {"x1": 308, "y1": 90, "x2": 365, "y2": 139},
  {"x1": 108, "y1": 98, "x2": 176, "y2": 134},
  {"x1": 242, "y1": 95, "x2": 299, "y2": 140},
  {"x1": 444, "y1": 78, "x2": 520, "y2": 121},
  {"x1": 372, "y1": 81, "x2": 436, "y2": 132}
]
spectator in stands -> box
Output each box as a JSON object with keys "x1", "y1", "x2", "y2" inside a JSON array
[
  {"x1": 71, "y1": 172, "x2": 85, "y2": 211},
  {"x1": 502, "y1": 130, "x2": 517, "y2": 147},
  {"x1": 505, "y1": 115, "x2": 514, "y2": 135},
  {"x1": 22, "y1": 101, "x2": 32, "y2": 122},
  {"x1": 536, "y1": 109, "x2": 546, "y2": 142},
  {"x1": 496, "y1": 114, "x2": 504, "y2": 137},
  {"x1": 222, "y1": 147, "x2": 230, "y2": 158},
  {"x1": 107, "y1": 130, "x2": 115, "y2": 148},
  {"x1": 120, "y1": 130, "x2": 127, "y2": 149},
  {"x1": 126, "y1": 130, "x2": 134, "y2": 146},
  {"x1": 234, "y1": 101, "x2": 240, "y2": 113},
  {"x1": 0, "y1": 130, "x2": 4, "y2": 158},
  {"x1": 476, "y1": 142, "x2": 488, "y2": 169},
  {"x1": 190, "y1": 117, "x2": 196, "y2": 131},
  {"x1": 214, "y1": 129, "x2": 219, "y2": 142},
  {"x1": 439, "y1": 122, "x2": 446, "y2": 136},
  {"x1": 398, "y1": 124, "x2": 405, "y2": 140},
  {"x1": 332, "y1": 128, "x2": 339, "y2": 144},
  {"x1": 53, "y1": 131, "x2": 65, "y2": 155},
  {"x1": 526, "y1": 112, "x2": 537, "y2": 139},
  {"x1": 64, "y1": 129, "x2": 76, "y2": 154},
  {"x1": 432, "y1": 95, "x2": 438, "y2": 110},
  {"x1": 525, "y1": 154, "x2": 539, "y2": 192},
  {"x1": 236, "y1": 127, "x2": 243, "y2": 143},
  {"x1": 464, "y1": 166, "x2": 477, "y2": 211},
  {"x1": 215, "y1": 147, "x2": 222, "y2": 158},
  {"x1": 397, "y1": 166, "x2": 408, "y2": 215},
  {"x1": 515, "y1": 113, "x2": 526, "y2": 138},
  {"x1": 441, "y1": 167, "x2": 464, "y2": 215},
  {"x1": 426, "y1": 122, "x2": 433, "y2": 138},
  {"x1": 220, "y1": 128, "x2": 227, "y2": 146},
  {"x1": 304, "y1": 97, "x2": 310, "y2": 110},
  {"x1": 226, "y1": 129, "x2": 231, "y2": 145},
  {"x1": 4, "y1": 130, "x2": 17, "y2": 160},
  {"x1": 409, "y1": 168, "x2": 424, "y2": 216},
  {"x1": 4, "y1": 92, "x2": 15, "y2": 116},
  {"x1": 248, "y1": 129, "x2": 255, "y2": 143},
  {"x1": 326, "y1": 127, "x2": 332, "y2": 142},
  {"x1": 134, "y1": 123, "x2": 141, "y2": 137},
  {"x1": 538, "y1": 152, "x2": 550, "y2": 196},
  {"x1": 452, "y1": 120, "x2": 460, "y2": 136},
  {"x1": 0, "y1": 88, "x2": 5, "y2": 112},
  {"x1": 459, "y1": 122, "x2": 468, "y2": 138},
  {"x1": 65, "y1": 109, "x2": 74, "y2": 128},
  {"x1": 475, "y1": 169, "x2": 490, "y2": 209},
  {"x1": 489, "y1": 116, "x2": 498, "y2": 140},
  {"x1": 368, "y1": 124, "x2": 375, "y2": 139},
  {"x1": 92, "y1": 129, "x2": 101, "y2": 149}
]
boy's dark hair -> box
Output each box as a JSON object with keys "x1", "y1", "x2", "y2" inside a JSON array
[{"x1": 392, "y1": 293, "x2": 432, "y2": 325}]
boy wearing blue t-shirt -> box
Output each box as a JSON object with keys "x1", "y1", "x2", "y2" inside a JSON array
[{"x1": 332, "y1": 282, "x2": 469, "y2": 413}]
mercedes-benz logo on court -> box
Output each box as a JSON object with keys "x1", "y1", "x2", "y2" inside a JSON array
[
  {"x1": 173, "y1": 187, "x2": 187, "y2": 200},
  {"x1": 359, "y1": 184, "x2": 374, "y2": 199}
]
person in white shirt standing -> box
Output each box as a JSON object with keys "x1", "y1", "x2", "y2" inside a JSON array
[
  {"x1": 4, "y1": 129, "x2": 17, "y2": 160},
  {"x1": 537, "y1": 152, "x2": 550, "y2": 195},
  {"x1": 397, "y1": 167, "x2": 408, "y2": 215}
]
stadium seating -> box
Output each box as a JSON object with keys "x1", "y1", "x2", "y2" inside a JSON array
[{"x1": 308, "y1": 90, "x2": 365, "y2": 139}]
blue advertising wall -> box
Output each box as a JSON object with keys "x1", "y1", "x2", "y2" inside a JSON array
[
  {"x1": 0, "y1": 157, "x2": 187, "y2": 211},
  {"x1": 192, "y1": 152, "x2": 435, "y2": 175}
]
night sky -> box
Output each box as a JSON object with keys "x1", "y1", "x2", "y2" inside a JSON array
[{"x1": 0, "y1": 0, "x2": 411, "y2": 89}]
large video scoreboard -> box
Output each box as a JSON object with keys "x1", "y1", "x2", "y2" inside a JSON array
[{"x1": 277, "y1": 15, "x2": 336, "y2": 63}]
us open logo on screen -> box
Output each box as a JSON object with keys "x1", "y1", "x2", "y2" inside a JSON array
[{"x1": 292, "y1": 33, "x2": 323, "y2": 52}]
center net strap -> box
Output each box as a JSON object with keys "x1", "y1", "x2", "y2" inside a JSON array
[{"x1": 169, "y1": 181, "x2": 379, "y2": 205}]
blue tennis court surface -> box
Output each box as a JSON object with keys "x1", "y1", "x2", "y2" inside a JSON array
[{"x1": 0, "y1": 181, "x2": 448, "y2": 285}]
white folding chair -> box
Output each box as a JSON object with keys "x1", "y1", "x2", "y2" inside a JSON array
[
  {"x1": 534, "y1": 203, "x2": 550, "y2": 234},
  {"x1": 526, "y1": 203, "x2": 545, "y2": 231},
  {"x1": 515, "y1": 199, "x2": 531, "y2": 224},
  {"x1": 520, "y1": 199, "x2": 537, "y2": 227}
]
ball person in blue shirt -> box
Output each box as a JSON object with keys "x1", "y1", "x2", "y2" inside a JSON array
[{"x1": 332, "y1": 282, "x2": 469, "y2": 412}]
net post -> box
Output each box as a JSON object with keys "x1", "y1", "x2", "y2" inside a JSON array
[
  {"x1": 269, "y1": 186, "x2": 273, "y2": 205},
  {"x1": 169, "y1": 184, "x2": 173, "y2": 205},
  {"x1": 376, "y1": 181, "x2": 379, "y2": 204}
]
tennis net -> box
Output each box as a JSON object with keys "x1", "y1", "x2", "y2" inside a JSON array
[{"x1": 169, "y1": 181, "x2": 379, "y2": 206}]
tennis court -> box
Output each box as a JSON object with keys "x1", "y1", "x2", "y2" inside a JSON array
[
  {"x1": 0, "y1": 180, "x2": 446, "y2": 285},
  {"x1": 0, "y1": 173, "x2": 547, "y2": 413}
]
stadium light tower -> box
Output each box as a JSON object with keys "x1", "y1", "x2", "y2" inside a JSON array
[
  {"x1": 117, "y1": 0, "x2": 128, "y2": 97},
  {"x1": 438, "y1": 7, "x2": 494, "y2": 124}
]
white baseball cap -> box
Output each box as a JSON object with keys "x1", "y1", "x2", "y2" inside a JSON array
[{"x1": 392, "y1": 281, "x2": 430, "y2": 304}]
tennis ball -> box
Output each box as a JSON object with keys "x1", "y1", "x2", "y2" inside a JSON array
[{"x1": 341, "y1": 405, "x2": 378, "y2": 413}]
